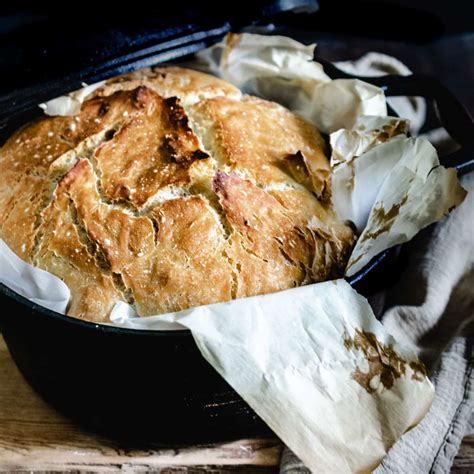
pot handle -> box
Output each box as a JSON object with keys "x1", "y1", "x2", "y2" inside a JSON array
[{"x1": 317, "y1": 58, "x2": 474, "y2": 176}]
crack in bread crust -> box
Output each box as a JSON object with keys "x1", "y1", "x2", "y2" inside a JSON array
[{"x1": 0, "y1": 66, "x2": 355, "y2": 322}]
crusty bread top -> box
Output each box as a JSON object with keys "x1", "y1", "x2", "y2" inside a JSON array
[{"x1": 0, "y1": 66, "x2": 354, "y2": 322}]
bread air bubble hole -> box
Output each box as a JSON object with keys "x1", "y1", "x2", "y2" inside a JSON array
[{"x1": 104, "y1": 129, "x2": 117, "y2": 141}]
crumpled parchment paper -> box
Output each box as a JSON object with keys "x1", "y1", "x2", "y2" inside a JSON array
[
  {"x1": 198, "y1": 32, "x2": 387, "y2": 134},
  {"x1": 0, "y1": 32, "x2": 468, "y2": 473}
]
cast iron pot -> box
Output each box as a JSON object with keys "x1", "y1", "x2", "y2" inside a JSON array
[
  {"x1": 0, "y1": 51, "x2": 472, "y2": 444},
  {"x1": 0, "y1": 253, "x2": 399, "y2": 444}
]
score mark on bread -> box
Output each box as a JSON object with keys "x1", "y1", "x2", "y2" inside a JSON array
[{"x1": 0, "y1": 67, "x2": 354, "y2": 322}]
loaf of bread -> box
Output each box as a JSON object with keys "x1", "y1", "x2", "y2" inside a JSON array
[{"x1": 0, "y1": 67, "x2": 355, "y2": 322}]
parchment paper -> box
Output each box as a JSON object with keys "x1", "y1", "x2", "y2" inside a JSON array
[{"x1": 40, "y1": 81, "x2": 105, "y2": 116}]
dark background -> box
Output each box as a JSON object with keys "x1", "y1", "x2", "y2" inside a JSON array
[{"x1": 0, "y1": 0, "x2": 473, "y2": 111}]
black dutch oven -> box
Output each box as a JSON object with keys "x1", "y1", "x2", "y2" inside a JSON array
[{"x1": 0, "y1": 6, "x2": 473, "y2": 444}]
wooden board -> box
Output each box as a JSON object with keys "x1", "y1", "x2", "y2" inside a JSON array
[{"x1": 0, "y1": 335, "x2": 472, "y2": 472}]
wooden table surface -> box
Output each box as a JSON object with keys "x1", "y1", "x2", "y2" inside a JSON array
[{"x1": 0, "y1": 336, "x2": 472, "y2": 472}]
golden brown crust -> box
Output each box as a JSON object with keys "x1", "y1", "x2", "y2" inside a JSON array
[
  {"x1": 50, "y1": 159, "x2": 234, "y2": 316},
  {"x1": 93, "y1": 91, "x2": 210, "y2": 208},
  {"x1": 91, "y1": 66, "x2": 242, "y2": 105},
  {"x1": 124, "y1": 195, "x2": 234, "y2": 315},
  {"x1": 0, "y1": 175, "x2": 53, "y2": 260},
  {"x1": 0, "y1": 67, "x2": 354, "y2": 322},
  {"x1": 189, "y1": 95, "x2": 330, "y2": 198},
  {"x1": 213, "y1": 172, "x2": 314, "y2": 296},
  {"x1": 35, "y1": 176, "x2": 122, "y2": 322}
]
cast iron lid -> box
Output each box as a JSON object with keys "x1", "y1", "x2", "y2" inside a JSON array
[{"x1": 0, "y1": 2, "x2": 319, "y2": 119}]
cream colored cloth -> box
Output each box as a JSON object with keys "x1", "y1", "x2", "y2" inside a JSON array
[
  {"x1": 375, "y1": 170, "x2": 474, "y2": 473},
  {"x1": 280, "y1": 52, "x2": 474, "y2": 473}
]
